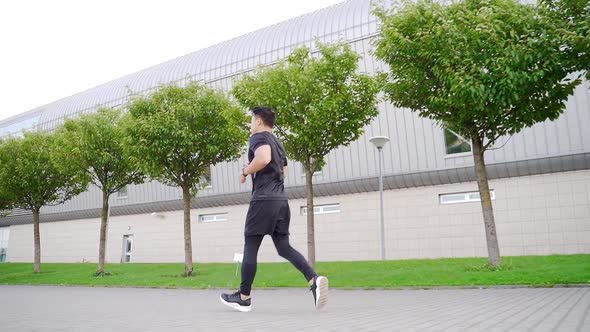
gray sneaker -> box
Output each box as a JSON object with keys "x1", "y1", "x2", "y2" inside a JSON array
[
  {"x1": 220, "y1": 291, "x2": 251, "y2": 312},
  {"x1": 310, "y1": 276, "x2": 329, "y2": 310}
]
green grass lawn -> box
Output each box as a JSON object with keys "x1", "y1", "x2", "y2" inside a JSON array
[{"x1": 0, "y1": 255, "x2": 588, "y2": 289}]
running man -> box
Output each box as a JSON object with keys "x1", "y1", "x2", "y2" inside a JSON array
[{"x1": 220, "y1": 106, "x2": 328, "y2": 312}]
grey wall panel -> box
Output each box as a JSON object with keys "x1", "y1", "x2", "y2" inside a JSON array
[
  {"x1": 566, "y1": 100, "x2": 584, "y2": 152},
  {"x1": 444, "y1": 154, "x2": 471, "y2": 169},
  {"x1": 556, "y1": 110, "x2": 573, "y2": 153},
  {"x1": 349, "y1": 140, "x2": 361, "y2": 179},
  {"x1": 324, "y1": 150, "x2": 337, "y2": 185},
  {"x1": 427, "y1": 119, "x2": 443, "y2": 170},
  {"x1": 513, "y1": 131, "x2": 528, "y2": 162},
  {"x1": 420, "y1": 117, "x2": 436, "y2": 170},
  {"x1": 332, "y1": 144, "x2": 347, "y2": 179},
  {"x1": 577, "y1": 82, "x2": 590, "y2": 149},
  {"x1": 573, "y1": 154, "x2": 586, "y2": 170},
  {"x1": 533, "y1": 122, "x2": 548, "y2": 158},
  {"x1": 327, "y1": 149, "x2": 340, "y2": 183},
  {"x1": 430, "y1": 171, "x2": 443, "y2": 186},
  {"x1": 382, "y1": 105, "x2": 398, "y2": 174},
  {"x1": 494, "y1": 135, "x2": 511, "y2": 162},
  {"x1": 409, "y1": 111, "x2": 423, "y2": 171},
  {"x1": 394, "y1": 108, "x2": 410, "y2": 172},
  {"x1": 227, "y1": 161, "x2": 238, "y2": 195}
]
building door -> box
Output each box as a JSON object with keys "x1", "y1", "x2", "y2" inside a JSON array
[
  {"x1": 0, "y1": 228, "x2": 9, "y2": 263},
  {"x1": 122, "y1": 235, "x2": 133, "y2": 263}
]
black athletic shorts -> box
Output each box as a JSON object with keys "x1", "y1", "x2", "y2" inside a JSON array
[{"x1": 244, "y1": 200, "x2": 290, "y2": 236}]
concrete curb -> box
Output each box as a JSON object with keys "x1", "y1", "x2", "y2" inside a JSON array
[{"x1": 1, "y1": 283, "x2": 589, "y2": 290}]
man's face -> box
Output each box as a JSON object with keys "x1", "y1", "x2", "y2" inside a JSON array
[{"x1": 250, "y1": 114, "x2": 261, "y2": 134}]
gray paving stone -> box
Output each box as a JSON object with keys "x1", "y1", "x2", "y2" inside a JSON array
[{"x1": 0, "y1": 286, "x2": 588, "y2": 331}]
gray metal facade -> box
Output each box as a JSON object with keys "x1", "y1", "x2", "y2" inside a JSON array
[{"x1": 1, "y1": 0, "x2": 589, "y2": 225}]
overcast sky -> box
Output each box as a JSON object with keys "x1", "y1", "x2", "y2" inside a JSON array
[{"x1": 0, "y1": 0, "x2": 345, "y2": 122}]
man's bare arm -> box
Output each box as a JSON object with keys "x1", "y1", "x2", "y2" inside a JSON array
[{"x1": 243, "y1": 145, "x2": 271, "y2": 175}]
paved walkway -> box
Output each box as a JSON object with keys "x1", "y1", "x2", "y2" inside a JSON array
[{"x1": 0, "y1": 285, "x2": 589, "y2": 331}]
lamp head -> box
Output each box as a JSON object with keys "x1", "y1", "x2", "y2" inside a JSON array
[{"x1": 369, "y1": 136, "x2": 390, "y2": 150}]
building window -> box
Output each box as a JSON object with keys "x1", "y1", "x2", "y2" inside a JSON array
[
  {"x1": 301, "y1": 170, "x2": 323, "y2": 177},
  {"x1": 198, "y1": 213, "x2": 228, "y2": 223},
  {"x1": 301, "y1": 160, "x2": 323, "y2": 178},
  {"x1": 117, "y1": 186, "x2": 128, "y2": 199},
  {"x1": 0, "y1": 115, "x2": 41, "y2": 138},
  {"x1": 444, "y1": 128, "x2": 471, "y2": 155},
  {"x1": 200, "y1": 166, "x2": 212, "y2": 189},
  {"x1": 0, "y1": 228, "x2": 9, "y2": 263},
  {"x1": 122, "y1": 235, "x2": 133, "y2": 263},
  {"x1": 301, "y1": 204, "x2": 341, "y2": 215},
  {"x1": 439, "y1": 190, "x2": 495, "y2": 205}
]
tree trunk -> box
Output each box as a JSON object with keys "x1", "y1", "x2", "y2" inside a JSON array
[
  {"x1": 305, "y1": 168, "x2": 316, "y2": 269},
  {"x1": 97, "y1": 190, "x2": 110, "y2": 275},
  {"x1": 33, "y1": 207, "x2": 41, "y2": 273},
  {"x1": 182, "y1": 185, "x2": 194, "y2": 276},
  {"x1": 472, "y1": 136, "x2": 502, "y2": 267}
]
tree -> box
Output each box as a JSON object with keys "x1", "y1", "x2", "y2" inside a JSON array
[
  {"x1": 0, "y1": 139, "x2": 14, "y2": 217},
  {"x1": 124, "y1": 81, "x2": 249, "y2": 276},
  {"x1": 0, "y1": 132, "x2": 87, "y2": 272},
  {"x1": 53, "y1": 108, "x2": 144, "y2": 276},
  {"x1": 539, "y1": 0, "x2": 589, "y2": 80},
  {"x1": 373, "y1": 0, "x2": 581, "y2": 266},
  {"x1": 0, "y1": 194, "x2": 10, "y2": 217},
  {"x1": 232, "y1": 43, "x2": 381, "y2": 267},
  {"x1": 0, "y1": 191, "x2": 13, "y2": 218},
  {"x1": 0, "y1": 178, "x2": 13, "y2": 219}
]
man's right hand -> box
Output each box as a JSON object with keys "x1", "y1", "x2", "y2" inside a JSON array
[{"x1": 240, "y1": 162, "x2": 250, "y2": 184}]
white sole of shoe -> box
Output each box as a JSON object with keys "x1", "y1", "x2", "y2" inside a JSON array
[
  {"x1": 315, "y1": 276, "x2": 329, "y2": 310},
  {"x1": 220, "y1": 295, "x2": 251, "y2": 312}
]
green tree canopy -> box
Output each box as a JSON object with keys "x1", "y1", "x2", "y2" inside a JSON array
[
  {"x1": 540, "y1": 0, "x2": 589, "y2": 80},
  {"x1": 0, "y1": 180, "x2": 13, "y2": 218},
  {"x1": 124, "y1": 81, "x2": 249, "y2": 276},
  {"x1": 233, "y1": 42, "x2": 381, "y2": 267},
  {"x1": 374, "y1": 0, "x2": 580, "y2": 147},
  {"x1": 0, "y1": 131, "x2": 87, "y2": 272},
  {"x1": 0, "y1": 139, "x2": 14, "y2": 217},
  {"x1": 53, "y1": 107, "x2": 144, "y2": 275}
]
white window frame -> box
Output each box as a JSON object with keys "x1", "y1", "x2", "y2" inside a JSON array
[
  {"x1": 198, "y1": 213, "x2": 228, "y2": 223},
  {"x1": 117, "y1": 185, "x2": 128, "y2": 199},
  {"x1": 443, "y1": 128, "x2": 472, "y2": 158},
  {"x1": 301, "y1": 203, "x2": 341, "y2": 215},
  {"x1": 439, "y1": 190, "x2": 495, "y2": 205}
]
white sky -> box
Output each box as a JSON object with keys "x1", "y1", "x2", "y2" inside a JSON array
[{"x1": 0, "y1": 0, "x2": 345, "y2": 122}]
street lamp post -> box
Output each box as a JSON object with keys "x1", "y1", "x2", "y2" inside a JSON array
[{"x1": 369, "y1": 136, "x2": 390, "y2": 260}]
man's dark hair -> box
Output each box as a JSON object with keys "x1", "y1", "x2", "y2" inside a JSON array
[{"x1": 252, "y1": 106, "x2": 276, "y2": 128}]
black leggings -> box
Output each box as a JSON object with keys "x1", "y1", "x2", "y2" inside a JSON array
[{"x1": 239, "y1": 233, "x2": 316, "y2": 296}]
